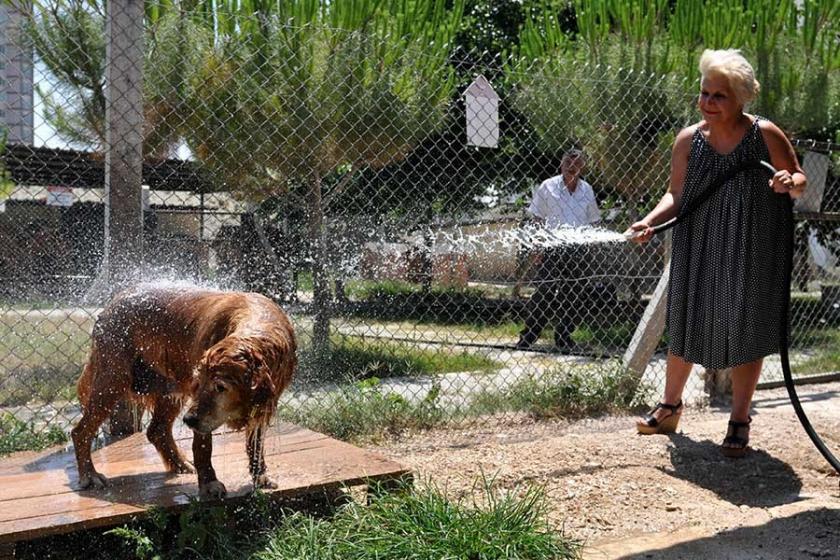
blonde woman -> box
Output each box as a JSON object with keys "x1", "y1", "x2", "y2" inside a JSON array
[{"x1": 627, "y1": 49, "x2": 806, "y2": 457}]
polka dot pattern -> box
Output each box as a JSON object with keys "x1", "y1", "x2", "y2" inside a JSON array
[{"x1": 667, "y1": 117, "x2": 793, "y2": 369}]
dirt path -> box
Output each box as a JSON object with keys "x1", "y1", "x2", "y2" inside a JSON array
[{"x1": 369, "y1": 382, "x2": 840, "y2": 559}]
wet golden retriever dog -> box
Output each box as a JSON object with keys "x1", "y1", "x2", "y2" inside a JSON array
[{"x1": 71, "y1": 285, "x2": 296, "y2": 499}]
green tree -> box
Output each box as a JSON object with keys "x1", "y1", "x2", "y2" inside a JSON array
[
  {"x1": 180, "y1": 0, "x2": 465, "y2": 353},
  {"x1": 510, "y1": 0, "x2": 840, "y2": 220},
  {"x1": 15, "y1": 0, "x2": 207, "y2": 155}
]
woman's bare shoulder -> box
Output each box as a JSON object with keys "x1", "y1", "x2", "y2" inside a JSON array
[
  {"x1": 673, "y1": 124, "x2": 699, "y2": 153},
  {"x1": 756, "y1": 118, "x2": 792, "y2": 150},
  {"x1": 756, "y1": 117, "x2": 786, "y2": 138}
]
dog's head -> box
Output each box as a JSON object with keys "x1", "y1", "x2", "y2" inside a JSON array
[{"x1": 183, "y1": 337, "x2": 277, "y2": 433}]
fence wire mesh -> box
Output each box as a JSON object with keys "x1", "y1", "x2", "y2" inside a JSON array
[{"x1": 1, "y1": 5, "x2": 839, "y2": 441}]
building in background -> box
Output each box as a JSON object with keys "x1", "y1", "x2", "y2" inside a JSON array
[{"x1": 0, "y1": 3, "x2": 34, "y2": 145}]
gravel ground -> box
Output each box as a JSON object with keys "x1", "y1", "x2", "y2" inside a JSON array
[{"x1": 368, "y1": 382, "x2": 840, "y2": 559}]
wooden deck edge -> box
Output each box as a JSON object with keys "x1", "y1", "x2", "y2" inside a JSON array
[{"x1": 0, "y1": 468, "x2": 413, "y2": 547}]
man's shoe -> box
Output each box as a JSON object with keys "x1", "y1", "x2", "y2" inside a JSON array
[
  {"x1": 515, "y1": 337, "x2": 534, "y2": 350},
  {"x1": 554, "y1": 336, "x2": 574, "y2": 351},
  {"x1": 554, "y1": 336, "x2": 575, "y2": 348}
]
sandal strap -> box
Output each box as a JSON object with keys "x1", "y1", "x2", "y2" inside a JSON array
[
  {"x1": 723, "y1": 416, "x2": 751, "y2": 448},
  {"x1": 642, "y1": 401, "x2": 683, "y2": 427},
  {"x1": 652, "y1": 401, "x2": 683, "y2": 414},
  {"x1": 723, "y1": 435, "x2": 749, "y2": 447}
]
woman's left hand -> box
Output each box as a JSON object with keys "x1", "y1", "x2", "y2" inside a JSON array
[{"x1": 770, "y1": 170, "x2": 794, "y2": 194}]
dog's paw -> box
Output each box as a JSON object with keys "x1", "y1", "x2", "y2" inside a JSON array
[
  {"x1": 199, "y1": 480, "x2": 227, "y2": 500},
  {"x1": 79, "y1": 472, "x2": 108, "y2": 490},
  {"x1": 253, "y1": 474, "x2": 277, "y2": 490}
]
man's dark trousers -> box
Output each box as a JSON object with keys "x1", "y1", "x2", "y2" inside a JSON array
[{"x1": 518, "y1": 245, "x2": 589, "y2": 348}]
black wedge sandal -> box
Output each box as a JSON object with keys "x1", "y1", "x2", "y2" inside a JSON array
[
  {"x1": 721, "y1": 416, "x2": 751, "y2": 458},
  {"x1": 636, "y1": 401, "x2": 683, "y2": 435}
]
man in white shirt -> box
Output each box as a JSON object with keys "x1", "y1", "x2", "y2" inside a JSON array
[{"x1": 516, "y1": 149, "x2": 601, "y2": 351}]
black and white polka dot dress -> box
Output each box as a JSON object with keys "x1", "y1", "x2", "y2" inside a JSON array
[{"x1": 667, "y1": 117, "x2": 793, "y2": 369}]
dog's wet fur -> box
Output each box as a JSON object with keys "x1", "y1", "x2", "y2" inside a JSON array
[{"x1": 71, "y1": 286, "x2": 296, "y2": 499}]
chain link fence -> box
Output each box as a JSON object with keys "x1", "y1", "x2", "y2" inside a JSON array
[{"x1": 1, "y1": 5, "x2": 839, "y2": 440}]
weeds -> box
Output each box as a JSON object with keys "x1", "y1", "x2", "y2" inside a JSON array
[
  {"x1": 470, "y1": 361, "x2": 651, "y2": 420},
  {"x1": 257, "y1": 479, "x2": 580, "y2": 559},
  {"x1": 278, "y1": 377, "x2": 446, "y2": 442},
  {"x1": 0, "y1": 413, "x2": 67, "y2": 455}
]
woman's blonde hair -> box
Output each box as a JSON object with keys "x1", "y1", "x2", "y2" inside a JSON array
[{"x1": 698, "y1": 49, "x2": 760, "y2": 106}]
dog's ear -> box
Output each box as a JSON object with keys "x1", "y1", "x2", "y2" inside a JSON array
[{"x1": 244, "y1": 347, "x2": 276, "y2": 409}]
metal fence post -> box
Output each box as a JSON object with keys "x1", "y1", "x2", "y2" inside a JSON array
[{"x1": 105, "y1": 0, "x2": 144, "y2": 437}]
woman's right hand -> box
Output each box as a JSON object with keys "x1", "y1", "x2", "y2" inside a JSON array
[{"x1": 625, "y1": 221, "x2": 654, "y2": 244}]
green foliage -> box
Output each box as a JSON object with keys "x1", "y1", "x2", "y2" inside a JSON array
[
  {"x1": 94, "y1": 480, "x2": 581, "y2": 560},
  {"x1": 106, "y1": 498, "x2": 263, "y2": 560},
  {"x1": 278, "y1": 376, "x2": 447, "y2": 441},
  {"x1": 515, "y1": 0, "x2": 840, "y2": 140},
  {"x1": 0, "y1": 413, "x2": 67, "y2": 455},
  {"x1": 509, "y1": 56, "x2": 692, "y2": 213},
  {"x1": 183, "y1": 4, "x2": 463, "y2": 198},
  {"x1": 296, "y1": 333, "x2": 498, "y2": 383},
  {"x1": 0, "y1": 315, "x2": 92, "y2": 407},
  {"x1": 21, "y1": 1, "x2": 106, "y2": 148},
  {"x1": 471, "y1": 361, "x2": 650, "y2": 420},
  {"x1": 257, "y1": 480, "x2": 581, "y2": 560},
  {"x1": 346, "y1": 278, "x2": 486, "y2": 301}
]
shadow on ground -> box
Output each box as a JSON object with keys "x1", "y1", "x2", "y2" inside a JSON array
[
  {"x1": 662, "y1": 433, "x2": 803, "y2": 508},
  {"x1": 616, "y1": 508, "x2": 840, "y2": 560}
]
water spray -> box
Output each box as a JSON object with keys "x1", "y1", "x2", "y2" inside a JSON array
[{"x1": 636, "y1": 158, "x2": 840, "y2": 476}]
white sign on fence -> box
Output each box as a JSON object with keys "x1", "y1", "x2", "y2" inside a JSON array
[
  {"x1": 465, "y1": 75, "x2": 500, "y2": 148},
  {"x1": 795, "y1": 151, "x2": 830, "y2": 213},
  {"x1": 46, "y1": 185, "x2": 74, "y2": 207}
]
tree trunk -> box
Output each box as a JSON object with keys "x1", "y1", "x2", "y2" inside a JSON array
[
  {"x1": 105, "y1": 0, "x2": 144, "y2": 436},
  {"x1": 308, "y1": 172, "x2": 331, "y2": 357}
]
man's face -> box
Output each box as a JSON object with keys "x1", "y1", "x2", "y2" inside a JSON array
[{"x1": 561, "y1": 156, "x2": 584, "y2": 183}]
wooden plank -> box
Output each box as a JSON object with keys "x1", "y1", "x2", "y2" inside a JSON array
[
  {"x1": 0, "y1": 423, "x2": 324, "y2": 485},
  {"x1": 0, "y1": 423, "x2": 324, "y2": 478},
  {"x1": 623, "y1": 250, "x2": 669, "y2": 376},
  {"x1": 0, "y1": 444, "x2": 405, "y2": 526},
  {"x1": 0, "y1": 424, "x2": 409, "y2": 545},
  {"x1": 0, "y1": 431, "x2": 333, "y2": 502}
]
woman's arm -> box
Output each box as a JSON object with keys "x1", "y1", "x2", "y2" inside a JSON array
[
  {"x1": 626, "y1": 126, "x2": 694, "y2": 243},
  {"x1": 759, "y1": 120, "x2": 807, "y2": 199}
]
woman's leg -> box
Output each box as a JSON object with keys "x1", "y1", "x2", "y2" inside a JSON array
[
  {"x1": 641, "y1": 351, "x2": 693, "y2": 424},
  {"x1": 729, "y1": 358, "x2": 762, "y2": 422},
  {"x1": 721, "y1": 358, "x2": 762, "y2": 453}
]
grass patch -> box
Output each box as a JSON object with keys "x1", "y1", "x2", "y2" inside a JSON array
[
  {"x1": 278, "y1": 377, "x2": 446, "y2": 441},
  {"x1": 792, "y1": 328, "x2": 840, "y2": 375},
  {"x1": 257, "y1": 481, "x2": 580, "y2": 560},
  {"x1": 342, "y1": 281, "x2": 518, "y2": 325},
  {"x1": 20, "y1": 480, "x2": 579, "y2": 560},
  {"x1": 470, "y1": 361, "x2": 651, "y2": 420},
  {"x1": 0, "y1": 413, "x2": 68, "y2": 455},
  {"x1": 0, "y1": 314, "x2": 92, "y2": 406},
  {"x1": 279, "y1": 361, "x2": 650, "y2": 442},
  {"x1": 297, "y1": 334, "x2": 499, "y2": 383}
]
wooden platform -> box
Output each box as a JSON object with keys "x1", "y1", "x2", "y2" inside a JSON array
[{"x1": 0, "y1": 423, "x2": 410, "y2": 550}]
